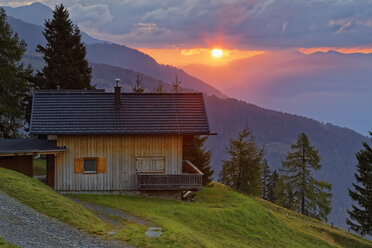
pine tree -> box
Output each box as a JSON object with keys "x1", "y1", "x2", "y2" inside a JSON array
[
  {"x1": 274, "y1": 175, "x2": 296, "y2": 210},
  {"x1": 281, "y1": 133, "x2": 332, "y2": 221},
  {"x1": 132, "y1": 73, "x2": 144, "y2": 93},
  {"x1": 219, "y1": 128, "x2": 265, "y2": 195},
  {"x1": 0, "y1": 8, "x2": 33, "y2": 138},
  {"x1": 347, "y1": 131, "x2": 372, "y2": 236},
  {"x1": 172, "y1": 74, "x2": 181, "y2": 93},
  {"x1": 261, "y1": 160, "x2": 271, "y2": 200},
  {"x1": 183, "y1": 136, "x2": 214, "y2": 186},
  {"x1": 267, "y1": 169, "x2": 279, "y2": 202},
  {"x1": 36, "y1": 4, "x2": 92, "y2": 89}
]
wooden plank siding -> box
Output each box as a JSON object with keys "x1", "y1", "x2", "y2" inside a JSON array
[
  {"x1": 55, "y1": 135, "x2": 183, "y2": 191},
  {"x1": 0, "y1": 155, "x2": 33, "y2": 177}
]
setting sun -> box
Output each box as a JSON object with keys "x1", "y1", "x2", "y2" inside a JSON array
[{"x1": 211, "y1": 48, "x2": 223, "y2": 58}]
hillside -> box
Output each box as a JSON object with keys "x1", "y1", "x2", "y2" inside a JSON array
[
  {"x1": 85, "y1": 43, "x2": 225, "y2": 97},
  {"x1": 73, "y1": 182, "x2": 371, "y2": 248},
  {"x1": 205, "y1": 95, "x2": 368, "y2": 231},
  {"x1": 0, "y1": 168, "x2": 370, "y2": 248}
]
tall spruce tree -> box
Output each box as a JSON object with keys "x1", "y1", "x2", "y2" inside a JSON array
[
  {"x1": 0, "y1": 8, "x2": 33, "y2": 138},
  {"x1": 219, "y1": 128, "x2": 265, "y2": 195},
  {"x1": 281, "y1": 133, "x2": 332, "y2": 221},
  {"x1": 37, "y1": 4, "x2": 92, "y2": 89},
  {"x1": 183, "y1": 136, "x2": 214, "y2": 186},
  {"x1": 347, "y1": 131, "x2": 372, "y2": 236}
]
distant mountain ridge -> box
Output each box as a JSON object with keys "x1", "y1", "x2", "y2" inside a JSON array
[
  {"x1": 182, "y1": 50, "x2": 372, "y2": 135},
  {"x1": 3, "y1": 3, "x2": 224, "y2": 98},
  {"x1": 3, "y1": 3, "x2": 106, "y2": 48}
]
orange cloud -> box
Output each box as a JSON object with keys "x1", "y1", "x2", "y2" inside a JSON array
[
  {"x1": 137, "y1": 47, "x2": 264, "y2": 66},
  {"x1": 299, "y1": 47, "x2": 372, "y2": 54}
]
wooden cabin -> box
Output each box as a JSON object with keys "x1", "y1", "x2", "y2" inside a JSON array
[{"x1": 29, "y1": 87, "x2": 212, "y2": 193}]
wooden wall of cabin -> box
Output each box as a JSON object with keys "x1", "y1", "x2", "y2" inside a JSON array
[
  {"x1": 182, "y1": 135, "x2": 195, "y2": 156},
  {"x1": 55, "y1": 135, "x2": 183, "y2": 191},
  {"x1": 0, "y1": 155, "x2": 33, "y2": 177}
]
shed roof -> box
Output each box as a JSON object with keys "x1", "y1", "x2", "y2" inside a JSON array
[
  {"x1": 30, "y1": 90, "x2": 211, "y2": 135},
  {"x1": 0, "y1": 138, "x2": 66, "y2": 156}
]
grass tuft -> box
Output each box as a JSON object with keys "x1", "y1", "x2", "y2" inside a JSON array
[{"x1": 0, "y1": 236, "x2": 18, "y2": 248}]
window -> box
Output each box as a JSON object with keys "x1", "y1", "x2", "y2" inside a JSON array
[
  {"x1": 84, "y1": 158, "x2": 97, "y2": 173},
  {"x1": 136, "y1": 157, "x2": 165, "y2": 173},
  {"x1": 74, "y1": 157, "x2": 106, "y2": 174}
]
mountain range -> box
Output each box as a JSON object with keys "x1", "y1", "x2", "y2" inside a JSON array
[
  {"x1": 3, "y1": 3, "x2": 224, "y2": 98},
  {"x1": 2, "y1": 2, "x2": 370, "y2": 232},
  {"x1": 182, "y1": 51, "x2": 372, "y2": 135}
]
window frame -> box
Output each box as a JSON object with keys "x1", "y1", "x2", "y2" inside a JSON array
[
  {"x1": 136, "y1": 156, "x2": 166, "y2": 174},
  {"x1": 82, "y1": 157, "x2": 99, "y2": 174}
]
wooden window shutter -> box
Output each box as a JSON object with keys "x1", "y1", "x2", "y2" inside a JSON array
[
  {"x1": 97, "y1": 158, "x2": 106, "y2": 173},
  {"x1": 74, "y1": 158, "x2": 83, "y2": 173}
]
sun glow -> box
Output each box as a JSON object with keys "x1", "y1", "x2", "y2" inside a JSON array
[{"x1": 211, "y1": 48, "x2": 223, "y2": 58}]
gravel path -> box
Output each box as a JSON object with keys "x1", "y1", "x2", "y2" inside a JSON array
[
  {"x1": 72, "y1": 199, "x2": 152, "y2": 227},
  {"x1": 71, "y1": 199, "x2": 163, "y2": 238},
  {"x1": 0, "y1": 191, "x2": 129, "y2": 248}
]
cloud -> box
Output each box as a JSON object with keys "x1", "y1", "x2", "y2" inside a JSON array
[
  {"x1": 69, "y1": 3, "x2": 113, "y2": 28},
  {"x1": 3, "y1": 0, "x2": 372, "y2": 50}
]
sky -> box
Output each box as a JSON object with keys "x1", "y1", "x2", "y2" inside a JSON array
[{"x1": 2, "y1": 0, "x2": 372, "y2": 65}]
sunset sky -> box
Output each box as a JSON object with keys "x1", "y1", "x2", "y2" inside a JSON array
[{"x1": 2, "y1": 0, "x2": 372, "y2": 65}]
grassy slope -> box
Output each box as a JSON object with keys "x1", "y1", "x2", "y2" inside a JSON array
[
  {"x1": 0, "y1": 168, "x2": 369, "y2": 248},
  {"x1": 72, "y1": 183, "x2": 372, "y2": 248},
  {"x1": 0, "y1": 168, "x2": 109, "y2": 235}
]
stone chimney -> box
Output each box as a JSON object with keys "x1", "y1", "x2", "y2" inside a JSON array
[{"x1": 114, "y1": 78, "x2": 121, "y2": 107}]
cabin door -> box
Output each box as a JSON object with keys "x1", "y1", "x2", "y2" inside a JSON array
[{"x1": 46, "y1": 155, "x2": 55, "y2": 189}]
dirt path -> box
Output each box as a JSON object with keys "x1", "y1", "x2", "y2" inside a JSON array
[
  {"x1": 71, "y1": 198, "x2": 163, "y2": 238},
  {"x1": 0, "y1": 191, "x2": 129, "y2": 248}
]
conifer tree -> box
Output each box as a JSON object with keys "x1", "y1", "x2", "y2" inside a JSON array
[
  {"x1": 261, "y1": 160, "x2": 271, "y2": 200},
  {"x1": 281, "y1": 133, "x2": 332, "y2": 221},
  {"x1": 274, "y1": 175, "x2": 295, "y2": 209},
  {"x1": 347, "y1": 132, "x2": 372, "y2": 236},
  {"x1": 0, "y1": 8, "x2": 33, "y2": 138},
  {"x1": 219, "y1": 128, "x2": 265, "y2": 195},
  {"x1": 132, "y1": 73, "x2": 144, "y2": 93},
  {"x1": 37, "y1": 4, "x2": 92, "y2": 89},
  {"x1": 183, "y1": 136, "x2": 214, "y2": 186},
  {"x1": 267, "y1": 169, "x2": 279, "y2": 202}
]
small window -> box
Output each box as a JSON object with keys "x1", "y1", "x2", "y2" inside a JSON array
[
  {"x1": 136, "y1": 157, "x2": 165, "y2": 173},
  {"x1": 83, "y1": 158, "x2": 97, "y2": 173}
]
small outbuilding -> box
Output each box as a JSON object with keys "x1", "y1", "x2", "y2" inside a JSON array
[{"x1": 0, "y1": 138, "x2": 66, "y2": 186}]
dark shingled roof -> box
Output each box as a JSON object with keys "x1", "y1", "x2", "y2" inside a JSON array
[
  {"x1": 30, "y1": 90, "x2": 211, "y2": 135},
  {"x1": 0, "y1": 138, "x2": 66, "y2": 154}
]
